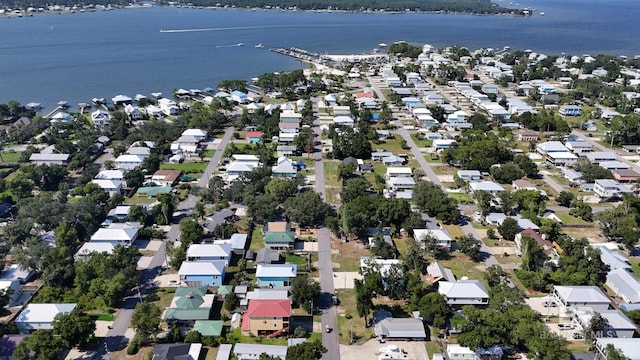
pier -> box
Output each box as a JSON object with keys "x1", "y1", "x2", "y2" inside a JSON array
[{"x1": 270, "y1": 46, "x2": 388, "y2": 66}]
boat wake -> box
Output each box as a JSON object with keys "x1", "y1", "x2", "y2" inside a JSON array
[{"x1": 161, "y1": 25, "x2": 294, "y2": 33}]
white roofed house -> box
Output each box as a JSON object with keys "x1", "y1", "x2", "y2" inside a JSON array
[
  {"x1": 74, "y1": 242, "x2": 115, "y2": 262},
  {"x1": 115, "y1": 154, "x2": 144, "y2": 171},
  {"x1": 181, "y1": 128, "x2": 208, "y2": 142},
  {"x1": 553, "y1": 285, "x2": 611, "y2": 310},
  {"x1": 271, "y1": 157, "x2": 297, "y2": 178},
  {"x1": 0, "y1": 280, "x2": 22, "y2": 307},
  {"x1": 387, "y1": 176, "x2": 416, "y2": 192},
  {"x1": 95, "y1": 169, "x2": 125, "y2": 182},
  {"x1": 157, "y1": 97, "x2": 180, "y2": 116},
  {"x1": 171, "y1": 135, "x2": 202, "y2": 155},
  {"x1": 595, "y1": 246, "x2": 631, "y2": 272},
  {"x1": 385, "y1": 167, "x2": 413, "y2": 180},
  {"x1": 595, "y1": 338, "x2": 640, "y2": 360},
  {"x1": 374, "y1": 317, "x2": 427, "y2": 340},
  {"x1": 15, "y1": 303, "x2": 77, "y2": 334},
  {"x1": 469, "y1": 181, "x2": 505, "y2": 195},
  {"x1": 90, "y1": 178, "x2": 124, "y2": 196},
  {"x1": 333, "y1": 115, "x2": 355, "y2": 127},
  {"x1": 573, "y1": 307, "x2": 636, "y2": 338},
  {"x1": 438, "y1": 280, "x2": 489, "y2": 307},
  {"x1": 29, "y1": 153, "x2": 70, "y2": 166},
  {"x1": 606, "y1": 268, "x2": 640, "y2": 304},
  {"x1": 413, "y1": 229, "x2": 454, "y2": 251},
  {"x1": 90, "y1": 226, "x2": 139, "y2": 247},
  {"x1": 186, "y1": 243, "x2": 232, "y2": 266},
  {"x1": 90, "y1": 109, "x2": 110, "y2": 127},
  {"x1": 594, "y1": 179, "x2": 632, "y2": 200},
  {"x1": 124, "y1": 104, "x2": 142, "y2": 120}
]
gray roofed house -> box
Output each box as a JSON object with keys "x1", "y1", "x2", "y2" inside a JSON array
[
  {"x1": 595, "y1": 338, "x2": 640, "y2": 360},
  {"x1": 0, "y1": 334, "x2": 27, "y2": 359},
  {"x1": 152, "y1": 343, "x2": 202, "y2": 360},
  {"x1": 29, "y1": 153, "x2": 70, "y2": 165},
  {"x1": 573, "y1": 307, "x2": 636, "y2": 338},
  {"x1": 606, "y1": 268, "x2": 640, "y2": 304},
  {"x1": 374, "y1": 318, "x2": 427, "y2": 340},
  {"x1": 382, "y1": 155, "x2": 405, "y2": 166},
  {"x1": 469, "y1": 181, "x2": 505, "y2": 195},
  {"x1": 343, "y1": 156, "x2": 358, "y2": 166},
  {"x1": 246, "y1": 288, "x2": 290, "y2": 300},
  {"x1": 427, "y1": 261, "x2": 456, "y2": 284},
  {"x1": 255, "y1": 248, "x2": 282, "y2": 264},
  {"x1": 233, "y1": 343, "x2": 288, "y2": 360},
  {"x1": 372, "y1": 151, "x2": 393, "y2": 161},
  {"x1": 216, "y1": 344, "x2": 233, "y2": 360},
  {"x1": 203, "y1": 209, "x2": 235, "y2": 233},
  {"x1": 553, "y1": 285, "x2": 611, "y2": 310},
  {"x1": 438, "y1": 280, "x2": 489, "y2": 307},
  {"x1": 595, "y1": 246, "x2": 631, "y2": 272}
]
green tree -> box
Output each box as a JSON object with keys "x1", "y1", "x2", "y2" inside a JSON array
[
  {"x1": 290, "y1": 276, "x2": 321, "y2": 312},
  {"x1": 283, "y1": 191, "x2": 332, "y2": 228},
  {"x1": 340, "y1": 177, "x2": 371, "y2": 203},
  {"x1": 13, "y1": 330, "x2": 65, "y2": 360},
  {"x1": 52, "y1": 310, "x2": 96, "y2": 347},
  {"x1": 418, "y1": 293, "x2": 452, "y2": 329},
  {"x1": 490, "y1": 163, "x2": 524, "y2": 184},
  {"x1": 265, "y1": 178, "x2": 298, "y2": 204},
  {"x1": 130, "y1": 302, "x2": 161, "y2": 343},
  {"x1": 498, "y1": 217, "x2": 519, "y2": 241},
  {"x1": 401, "y1": 238, "x2": 429, "y2": 274},
  {"x1": 179, "y1": 217, "x2": 204, "y2": 245},
  {"x1": 184, "y1": 330, "x2": 203, "y2": 343},
  {"x1": 124, "y1": 168, "x2": 144, "y2": 188},
  {"x1": 556, "y1": 191, "x2": 575, "y2": 207},
  {"x1": 456, "y1": 234, "x2": 482, "y2": 262},
  {"x1": 286, "y1": 339, "x2": 327, "y2": 360},
  {"x1": 370, "y1": 237, "x2": 397, "y2": 259},
  {"x1": 413, "y1": 181, "x2": 460, "y2": 224}
]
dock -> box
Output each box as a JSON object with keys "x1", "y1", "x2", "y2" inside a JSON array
[{"x1": 270, "y1": 46, "x2": 388, "y2": 66}]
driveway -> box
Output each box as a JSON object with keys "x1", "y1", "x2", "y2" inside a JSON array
[{"x1": 340, "y1": 339, "x2": 430, "y2": 360}]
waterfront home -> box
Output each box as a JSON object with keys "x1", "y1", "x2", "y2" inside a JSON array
[
  {"x1": 15, "y1": 303, "x2": 77, "y2": 334},
  {"x1": 186, "y1": 243, "x2": 232, "y2": 266},
  {"x1": 553, "y1": 285, "x2": 610, "y2": 310},
  {"x1": 111, "y1": 94, "x2": 133, "y2": 106},
  {"x1": 606, "y1": 268, "x2": 640, "y2": 304},
  {"x1": 29, "y1": 153, "x2": 70, "y2": 166},
  {"x1": 374, "y1": 317, "x2": 427, "y2": 340},
  {"x1": 50, "y1": 111, "x2": 73, "y2": 123},
  {"x1": 438, "y1": 280, "x2": 489, "y2": 307},
  {"x1": 145, "y1": 104, "x2": 163, "y2": 117},
  {"x1": 164, "y1": 287, "x2": 214, "y2": 323},
  {"x1": 90, "y1": 109, "x2": 110, "y2": 127},
  {"x1": 158, "y1": 98, "x2": 179, "y2": 116},
  {"x1": 233, "y1": 344, "x2": 288, "y2": 360},
  {"x1": 256, "y1": 264, "x2": 297, "y2": 287},
  {"x1": 124, "y1": 104, "x2": 142, "y2": 120},
  {"x1": 241, "y1": 299, "x2": 291, "y2": 337},
  {"x1": 245, "y1": 131, "x2": 264, "y2": 144},
  {"x1": 427, "y1": 261, "x2": 456, "y2": 284},
  {"x1": 178, "y1": 261, "x2": 226, "y2": 287},
  {"x1": 114, "y1": 154, "x2": 144, "y2": 170},
  {"x1": 74, "y1": 242, "x2": 115, "y2": 262},
  {"x1": 231, "y1": 91, "x2": 248, "y2": 104},
  {"x1": 413, "y1": 229, "x2": 453, "y2": 250}
]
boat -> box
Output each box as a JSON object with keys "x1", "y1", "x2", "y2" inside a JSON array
[
  {"x1": 255, "y1": 43, "x2": 264, "y2": 48},
  {"x1": 237, "y1": 42, "x2": 245, "y2": 47},
  {"x1": 378, "y1": 43, "x2": 388, "y2": 48},
  {"x1": 92, "y1": 97, "x2": 106, "y2": 105},
  {"x1": 539, "y1": 11, "x2": 545, "y2": 16}
]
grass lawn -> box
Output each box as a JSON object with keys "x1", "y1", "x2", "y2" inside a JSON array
[
  {"x1": 0, "y1": 151, "x2": 21, "y2": 164},
  {"x1": 394, "y1": 237, "x2": 410, "y2": 256},
  {"x1": 370, "y1": 138, "x2": 409, "y2": 154},
  {"x1": 431, "y1": 165, "x2": 455, "y2": 175},
  {"x1": 160, "y1": 161, "x2": 208, "y2": 173},
  {"x1": 88, "y1": 313, "x2": 116, "y2": 321},
  {"x1": 440, "y1": 253, "x2": 487, "y2": 286},
  {"x1": 425, "y1": 341, "x2": 442, "y2": 358},
  {"x1": 335, "y1": 289, "x2": 375, "y2": 345},
  {"x1": 285, "y1": 254, "x2": 309, "y2": 266},
  {"x1": 441, "y1": 224, "x2": 466, "y2": 239},
  {"x1": 249, "y1": 227, "x2": 264, "y2": 252},
  {"x1": 323, "y1": 161, "x2": 342, "y2": 203},
  {"x1": 554, "y1": 211, "x2": 596, "y2": 227},
  {"x1": 111, "y1": 346, "x2": 153, "y2": 360},
  {"x1": 332, "y1": 241, "x2": 370, "y2": 272},
  {"x1": 148, "y1": 287, "x2": 176, "y2": 311},
  {"x1": 203, "y1": 149, "x2": 215, "y2": 158},
  {"x1": 629, "y1": 258, "x2": 640, "y2": 277},
  {"x1": 227, "y1": 328, "x2": 288, "y2": 346},
  {"x1": 424, "y1": 154, "x2": 443, "y2": 163},
  {"x1": 448, "y1": 192, "x2": 473, "y2": 204},
  {"x1": 123, "y1": 196, "x2": 160, "y2": 205}
]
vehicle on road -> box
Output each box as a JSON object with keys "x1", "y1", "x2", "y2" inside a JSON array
[
  {"x1": 325, "y1": 325, "x2": 332, "y2": 333},
  {"x1": 558, "y1": 323, "x2": 575, "y2": 330},
  {"x1": 542, "y1": 301, "x2": 557, "y2": 307},
  {"x1": 572, "y1": 332, "x2": 584, "y2": 339}
]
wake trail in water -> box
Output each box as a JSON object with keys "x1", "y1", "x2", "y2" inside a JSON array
[{"x1": 160, "y1": 25, "x2": 300, "y2": 33}]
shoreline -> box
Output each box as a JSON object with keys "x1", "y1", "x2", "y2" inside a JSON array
[{"x1": 0, "y1": 3, "x2": 530, "y2": 19}]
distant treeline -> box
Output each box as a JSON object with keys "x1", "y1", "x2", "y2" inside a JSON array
[
  {"x1": 0, "y1": 0, "x2": 129, "y2": 8},
  {"x1": 158, "y1": 0, "x2": 523, "y2": 15}
]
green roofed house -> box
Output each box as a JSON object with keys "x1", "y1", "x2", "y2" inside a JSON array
[
  {"x1": 164, "y1": 287, "x2": 215, "y2": 324},
  {"x1": 192, "y1": 320, "x2": 224, "y2": 336},
  {"x1": 217, "y1": 285, "x2": 233, "y2": 296},
  {"x1": 263, "y1": 221, "x2": 295, "y2": 250}
]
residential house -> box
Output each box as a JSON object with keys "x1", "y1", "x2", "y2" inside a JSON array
[
  {"x1": 241, "y1": 299, "x2": 291, "y2": 337},
  {"x1": 613, "y1": 169, "x2": 640, "y2": 183},
  {"x1": 50, "y1": 111, "x2": 73, "y2": 123},
  {"x1": 90, "y1": 224, "x2": 139, "y2": 247},
  {"x1": 573, "y1": 307, "x2": 636, "y2": 338},
  {"x1": 536, "y1": 141, "x2": 570, "y2": 155},
  {"x1": 382, "y1": 155, "x2": 405, "y2": 166},
  {"x1": 606, "y1": 268, "x2": 640, "y2": 304},
  {"x1": 360, "y1": 257, "x2": 403, "y2": 282},
  {"x1": 272, "y1": 156, "x2": 297, "y2": 178},
  {"x1": 164, "y1": 287, "x2": 215, "y2": 323},
  {"x1": 192, "y1": 320, "x2": 224, "y2": 337},
  {"x1": 446, "y1": 344, "x2": 478, "y2": 360},
  {"x1": 413, "y1": 229, "x2": 453, "y2": 250},
  {"x1": 0, "y1": 264, "x2": 34, "y2": 284},
  {"x1": 599, "y1": 161, "x2": 629, "y2": 171},
  {"x1": 553, "y1": 285, "x2": 611, "y2": 310},
  {"x1": 114, "y1": 154, "x2": 144, "y2": 170},
  {"x1": 14, "y1": 303, "x2": 77, "y2": 334},
  {"x1": 256, "y1": 264, "x2": 297, "y2": 287},
  {"x1": 158, "y1": 98, "x2": 180, "y2": 116},
  {"x1": 387, "y1": 176, "x2": 416, "y2": 192},
  {"x1": 385, "y1": 167, "x2": 413, "y2": 180},
  {"x1": 433, "y1": 139, "x2": 457, "y2": 150},
  {"x1": 514, "y1": 228, "x2": 557, "y2": 259},
  {"x1": 586, "y1": 151, "x2": 617, "y2": 164},
  {"x1": 231, "y1": 91, "x2": 248, "y2": 104},
  {"x1": 427, "y1": 261, "x2": 456, "y2": 284},
  {"x1": 246, "y1": 131, "x2": 264, "y2": 144},
  {"x1": 29, "y1": 153, "x2": 70, "y2": 166},
  {"x1": 276, "y1": 145, "x2": 297, "y2": 158},
  {"x1": 595, "y1": 246, "x2": 631, "y2": 272},
  {"x1": 90, "y1": 109, "x2": 110, "y2": 127},
  {"x1": 233, "y1": 344, "x2": 288, "y2": 360},
  {"x1": 178, "y1": 261, "x2": 226, "y2": 286},
  {"x1": 438, "y1": 280, "x2": 490, "y2": 307},
  {"x1": 595, "y1": 338, "x2": 640, "y2": 360},
  {"x1": 182, "y1": 128, "x2": 208, "y2": 142},
  {"x1": 74, "y1": 242, "x2": 115, "y2": 262},
  {"x1": 372, "y1": 151, "x2": 393, "y2": 162},
  {"x1": 559, "y1": 105, "x2": 583, "y2": 116},
  {"x1": 563, "y1": 168, "x2": 583, "y2": 184},
  {"x1": 255, "y1": 248, "x2": 282, "y2": 264},
  {"x1": 594, "y1": 179, "x2": 632, "y2": 199},
  {"x1": 186, "y1": 243, "x2": 232, "y2": 266},
  {"x1": 214, "y1": 233, "x2": 248, "y2": 255},
  {"x1": 457, "y1": 170, "x2": 482, "y2": 181},
  {"x1": 152, "y1": 343, "x2": 202, "y2": 360},
  {"x1": 546, "y1": 151, "x2": 578, "y2": 166},
  {"x1": 150, "y1": 169, "x2": 182, "y2": 187},
  {"x1": 263, "y1": 230, "x2": 295, "y2": 250},
  {"x1": 124, "y1": 104, "x2": 142, "y2": 120},
  {"x1": 516, "y1": 131, "x2": 539, "y2": 142},
  {"x1": 172, "y1": 135, "x2": 202, "y2": 155},
  {"x1": 246, "y1": 288, "x2": 289, "y2": 301},
  {"x1": 512, "y1": 179, "x2": 537, "y2": 191},
  {"x1": 374, "y1": 318, "x2": 427, "y2": 340},
  {"x1": 566, "y1": 139, "x2": 593, "y2": 155},
  {"x1": 469, "y1": 181, "x2": 505, "y2": 195},
  {"x1": 91, "y1": 179, "x2": 124, "y2": 196},
  {"x1": 446, "y1": 110, "x2": 469, "y2": 124},
  {"x1": 279, "y1": 111, "x2": 302, "y2": 123},
  {"x1": 278, "y1": 122, "x2": 299, "y2": 143},
  {"x1": 333, "y1": 115, "x2": 355, "y2": 127},
  {"x1": 0, "y1": 280, "x2": 22, "y2": 307},
  {"x1": 95, "y1": 169, "x2": 125, "y2": 182}
]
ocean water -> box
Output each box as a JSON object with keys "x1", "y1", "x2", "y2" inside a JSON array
[{"x1": 1, "y1": 0, "x2": 640, "y2": 109}]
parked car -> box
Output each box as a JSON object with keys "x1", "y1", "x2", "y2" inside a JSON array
[
  {"x1": 542, "y1": 301, "x2": 557, "y2": 307},
  {"x1": 558, "y1": 323, "x2": 574, "y2": 330},
  {"x1": 572, "y1": 332, "x2": 584, "y2": 339}
]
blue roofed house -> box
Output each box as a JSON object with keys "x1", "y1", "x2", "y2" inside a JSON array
[
  {"x1": 178, "y1": 261, "x2": 226, "y2": 286},
  {"x1": 457, "y1": 170, "x2": 482, "y2": 181},
  {"x1": 231, "y1": 90, "x2": 248, "y2": 104},
  {"x1": 256, "y1": 263, "x2": 297, "y2": 287}
]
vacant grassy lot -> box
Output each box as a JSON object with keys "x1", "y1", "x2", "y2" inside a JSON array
[
  {"x1": 335, "y1": 289, "x2": 375, "y2": 345},
  {"x1": 554, "y1": 211, "x2": 596, "y2": 227},
  {"x1": 249, "y1": 228, "x2": 264, "y2": 252},
  {"x1": 440, "y1": 253, "x2": 487, "y2": 285},
  {"x1": 371, "y1": 138, "x2": 409, "y2": 154},
  {"x1": 160, "y1": 162, "x2": 208, "y2": 173},
  {"x1": 441, "y1": 224, "x2": 466, "y2": 239},
  {"x1": 332, "y1": 240, "x2": 370, "y2": 272},
  {"x1": 0, "y1": 151, "x2": 21, "y2": 164}
]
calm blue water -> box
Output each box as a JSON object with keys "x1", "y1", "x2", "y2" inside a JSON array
[{"x1": 1, "y1": 0, "x2": 640, "y2": 109}]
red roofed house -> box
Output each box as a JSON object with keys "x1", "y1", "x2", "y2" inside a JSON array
[
  {"x1": 241, "y1": 299, "x2": 291, "y2": 337},
  {"x1": 613, "y1": 169, "x2": 640, "y2": 183},
  {"x1": 515, "y1": 228, "x2": 557, "y2": 259},
  {"x1": 246, "y1": 131, "x2": 264, "y2": 144},
  {"x1": 517, "y1": 131, "x2": 539, "y2": 142},
  {"x1": 355, "y1": 91, "x2": 374, "y2": 99}
]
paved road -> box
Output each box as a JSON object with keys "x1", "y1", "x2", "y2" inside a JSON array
[
  {"x1": 311, "y1": 98, "x2": 340, "y2": 360},
  {"x1": 96, "y1": 127, "x2": 236, "y2": 359},
  {"x1": 572, "y1": 129, "x2": 640, "y2": 172},
  {"x1": 539, "y1": 170, "x2": 566, "y2": 194}
]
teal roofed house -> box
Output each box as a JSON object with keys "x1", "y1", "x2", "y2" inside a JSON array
[
  {"x1": 164, "y1": 286, "x2": 215, "y2": 324},
  {"x1": 264, "y1": 232, "x2": 295, "y2": 250},
  {"x1": 192, "y1": 320, "x2": 224, "y2": 336}
]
